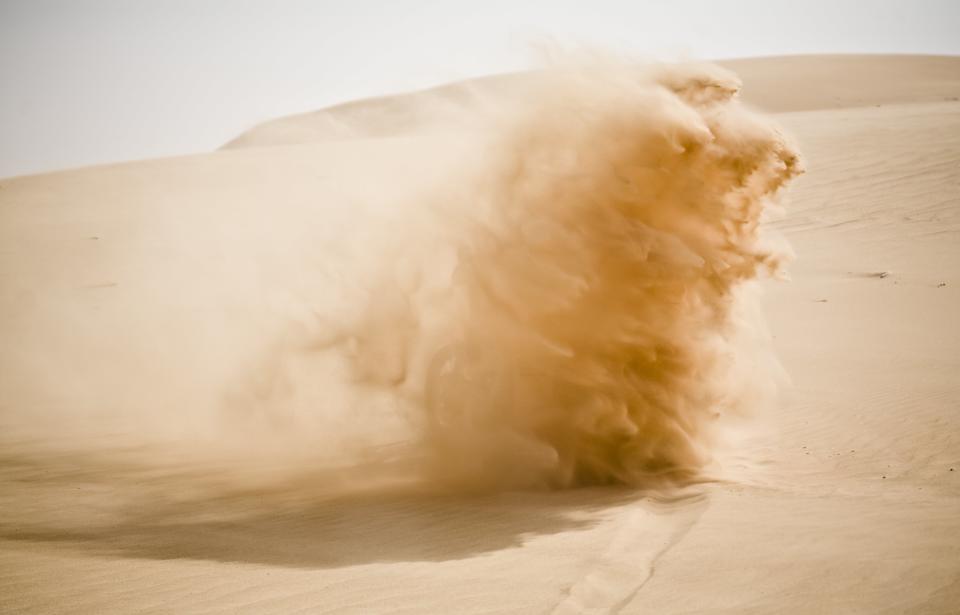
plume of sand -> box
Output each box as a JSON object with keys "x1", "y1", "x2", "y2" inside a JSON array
[
  {"x1": 334, "y1": 60, "x2": 803, "y2": 489},
  {"x1": 0, "y1": 60, "x2": 801, "y2": 497}
]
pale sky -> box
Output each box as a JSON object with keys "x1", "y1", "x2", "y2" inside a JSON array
[{"x1": 1, "y1": 0, "x2": 958, "y2": 179}]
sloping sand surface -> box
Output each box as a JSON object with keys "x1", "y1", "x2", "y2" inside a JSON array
[
  {"x1": 2, "y1": 55, "x2": 959, "y2": 613},
  {"x1": 223, "y1": 55, "x2": 960, "y2": 149}
]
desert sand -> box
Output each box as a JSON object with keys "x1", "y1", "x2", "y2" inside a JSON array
[{"x1": 1, "y1": 54, "x2": 959, "y2": 613}]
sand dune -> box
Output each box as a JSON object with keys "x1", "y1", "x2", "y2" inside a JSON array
[
  {"x1": 1, "y1": 55, "x2": 959, "y2": 613},
  {"x1": 223, "y1": 55, "x2": 960, "y2": 149}
]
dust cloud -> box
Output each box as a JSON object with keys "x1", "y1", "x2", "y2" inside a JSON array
[
  {"x1": 0, "y1": 60, "x2": 802, "y2": 498},
  {"x1": 329, "y1": 60, "x2": 803, "y2": 489}
]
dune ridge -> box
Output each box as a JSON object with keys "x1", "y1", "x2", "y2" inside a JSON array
[{"x1": 223, "y1": 54, "x2": 960, "y2": 150}]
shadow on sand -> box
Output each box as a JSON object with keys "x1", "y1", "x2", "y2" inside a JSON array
[{"x1": 0, "y1": 448, "x2": 704, "y2": 570}]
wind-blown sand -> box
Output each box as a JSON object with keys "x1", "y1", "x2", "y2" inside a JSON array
[{"x1": 1, "y1": 55, "x2": 959, "y2": 613}]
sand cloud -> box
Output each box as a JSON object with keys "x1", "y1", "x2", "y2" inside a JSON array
[{"x1": 323, "y1": 60, "x2": 803, "y2": 488}]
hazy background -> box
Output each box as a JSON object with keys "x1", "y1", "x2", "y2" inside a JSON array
[{"x1": 1, "y1": 0, "x2": 958, "y2": 179}]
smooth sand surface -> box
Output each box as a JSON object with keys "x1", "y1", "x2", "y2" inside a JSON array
[
  {"x1": 2, "y1": 55, "x2": 959, "y2": 613},
  {"x1": 223, "y1": 55, "x2": 960, "y2": 149}
]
